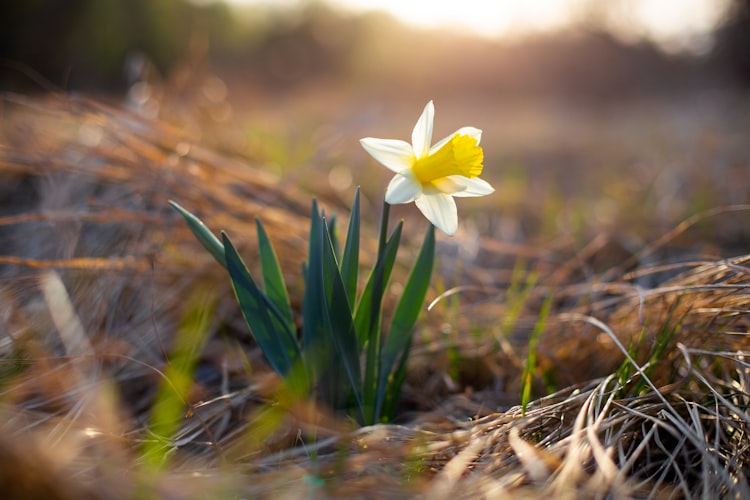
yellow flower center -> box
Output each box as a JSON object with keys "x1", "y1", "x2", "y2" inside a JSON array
[{"x1": 411, "y1": 134, "x2": 484, "y2": 186}]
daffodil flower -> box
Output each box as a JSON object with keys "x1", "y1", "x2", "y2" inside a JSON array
[{"x1": 360, "y1": 101, "x2": 494, "y2": 236}]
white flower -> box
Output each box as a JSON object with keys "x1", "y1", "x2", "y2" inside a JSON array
[{"x1": 360, "y1": 101, "x2": 494, "y2": 236}]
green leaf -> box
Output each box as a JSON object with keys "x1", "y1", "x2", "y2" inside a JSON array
[
  {"x1": 321, "y1": 220, "x2": 363, "y2": 419},
  {"x1": 328, "y1": 213, "x2": 340, "y2": 263},
  {"x1": 340, "y1": 188, "x2": 360, "y2": 307},
  {"x1": 302, "y1": 200, "x2": 323, "y2": 353},
  {"x1": 169, "y1": 200, "x2": 226, "y2": 268},
  {"x1": 301, "y1": 202, "x2": 338, "y2": 403},
  {"x1": 303, "y1": 200, "x2": 320, "y2": 289},
  {"x1": 380, "y1": 340, "x2": 411, "y2": 421},
  {"x1": 376, "y1": 224, "x2": 435, "y2": 422},
  {"x1": 354, "y1": 222, "x2": 403, "y2": 348},
  {"x1": 357, "y1": 220, "x2": 403, "y2": 424},
  {"x1": 256, "y1": 218, "x2": 295, "y2": 336},
  {"x1": 302, "y1": 206, "x2": 362, "y2": 416},
  {"x1": 302, "y1": 207, "x2": 358, "y2": 414},
  {"x1": 222, "y1": 232, "x2": 301, "y2": 377}
]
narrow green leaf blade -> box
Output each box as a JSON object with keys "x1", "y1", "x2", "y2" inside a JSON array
[
  {"x1": 376, "y1": 224, "x2": 435, "y2": 421},
  {"x1": 358, "y1": 221, "x2": 403, "y2": 424},
  {"x1": 222, "y1": 232, "x2": 300, "y2": 376},
  {"x1": 302, "y1": 207, "x2": 342, "y2": 407},
  {"x1": 302, "y1": 200, "x2": 323, "y2": 353},
  {"x1": 328, "y1": 213, "x2": 340, "y2": 262},
  {"x1": 169, "y1": 200, "x2": 226, "y2": 268},
  {"x1": 340, "y1": 188, "x2": 360, "y2": 307},
  {"x1": 380, "y1": 339, "x2": 410, "y2": 421},
  {"x1": 354, "y1": 221, "x2": 403, "y2": 348},
  {"x1": 321, "y1": 221, "x2": 363, "y2": 419},
  {"x1": 256, "y1": 218, "x2": 295, "y2": 335}
]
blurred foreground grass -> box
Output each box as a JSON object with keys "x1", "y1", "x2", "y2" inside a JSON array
[{"x1": 0, "y1": 84, "x2": 750, "y2": 497}]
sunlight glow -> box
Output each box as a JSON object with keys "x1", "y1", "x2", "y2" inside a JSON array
[
  {"x1": 329, "y1": 0, "x2": 575, "y2": 37},
  {"x1": 599, "y1": 0, "x2": 731, "y2": 53},
  {"x1": 223, "y1": 0, "x2": 731, "y2": 53}
]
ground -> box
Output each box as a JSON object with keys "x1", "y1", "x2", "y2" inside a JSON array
[{"x1": 0, "y1": 78, "x2": 749, "y2": 497}]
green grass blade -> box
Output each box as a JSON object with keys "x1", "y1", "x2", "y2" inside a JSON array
[
  {"x1": 256, "y1": 218, "x2": 295, "y2": 336},
  {"x1": 140, "y1": 292, "x2": 214, "y2": 470},
  {"x1": 521, "y1": 292, "x2": 553, "y2": 415},
  {"x1": 222, "y1": 232, "x2": 300, "y2": 376},
  {"x1": 376, "y1": 224, "x2": 435, "y2": 422},
  {"x1": 169, "y1": 200, "x2": 226, "y2": 268},
  {"x1": 340, "y1": 188, "x2": 360, "y2": 307},
  {"x1": 500, "y1": 261, "x2": 538, "y2": 339}
]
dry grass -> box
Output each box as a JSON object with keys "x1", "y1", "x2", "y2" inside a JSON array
[{"x1": 1, "y1": 93, "x2": 749, "y2": 498}]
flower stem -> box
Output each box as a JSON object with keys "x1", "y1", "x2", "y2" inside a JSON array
[{"x1": 378, "y1": 200, "x2": 391, "y2": 256}]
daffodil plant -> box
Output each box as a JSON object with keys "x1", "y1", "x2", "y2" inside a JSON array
[{"x1": 170, "y1": 101, "x2": 491, "y2": 425}]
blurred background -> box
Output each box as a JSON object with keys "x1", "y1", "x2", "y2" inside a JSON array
[
  {"x1": 2, "y1": 0, "x2": 750, "y2": 253},
  {"x1": 2, "y1": 0, "x2": 749, "y2": 95}
]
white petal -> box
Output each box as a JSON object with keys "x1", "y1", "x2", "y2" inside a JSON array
[
  {"x1": 411, "y1": 101, "x2": 434, "y2": 159},
  {"x1": 429, "y1": 126, "x2": 483, "y2": 154},
  {"x1": 415, "y1": 193, "x2": 458, "y2": 236},
  {"x1": 385, "y1": 173, "x2": 422, "y2": 204},
  {"x1": 447, "y1": 176, "x2": 495, "y2": 197},
  {"x1": 455, "y1": 126, "x2": 482, "y2": 144},
  {"x1": 360, "y1": 138, "x2": 414, "y2": 173}
]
